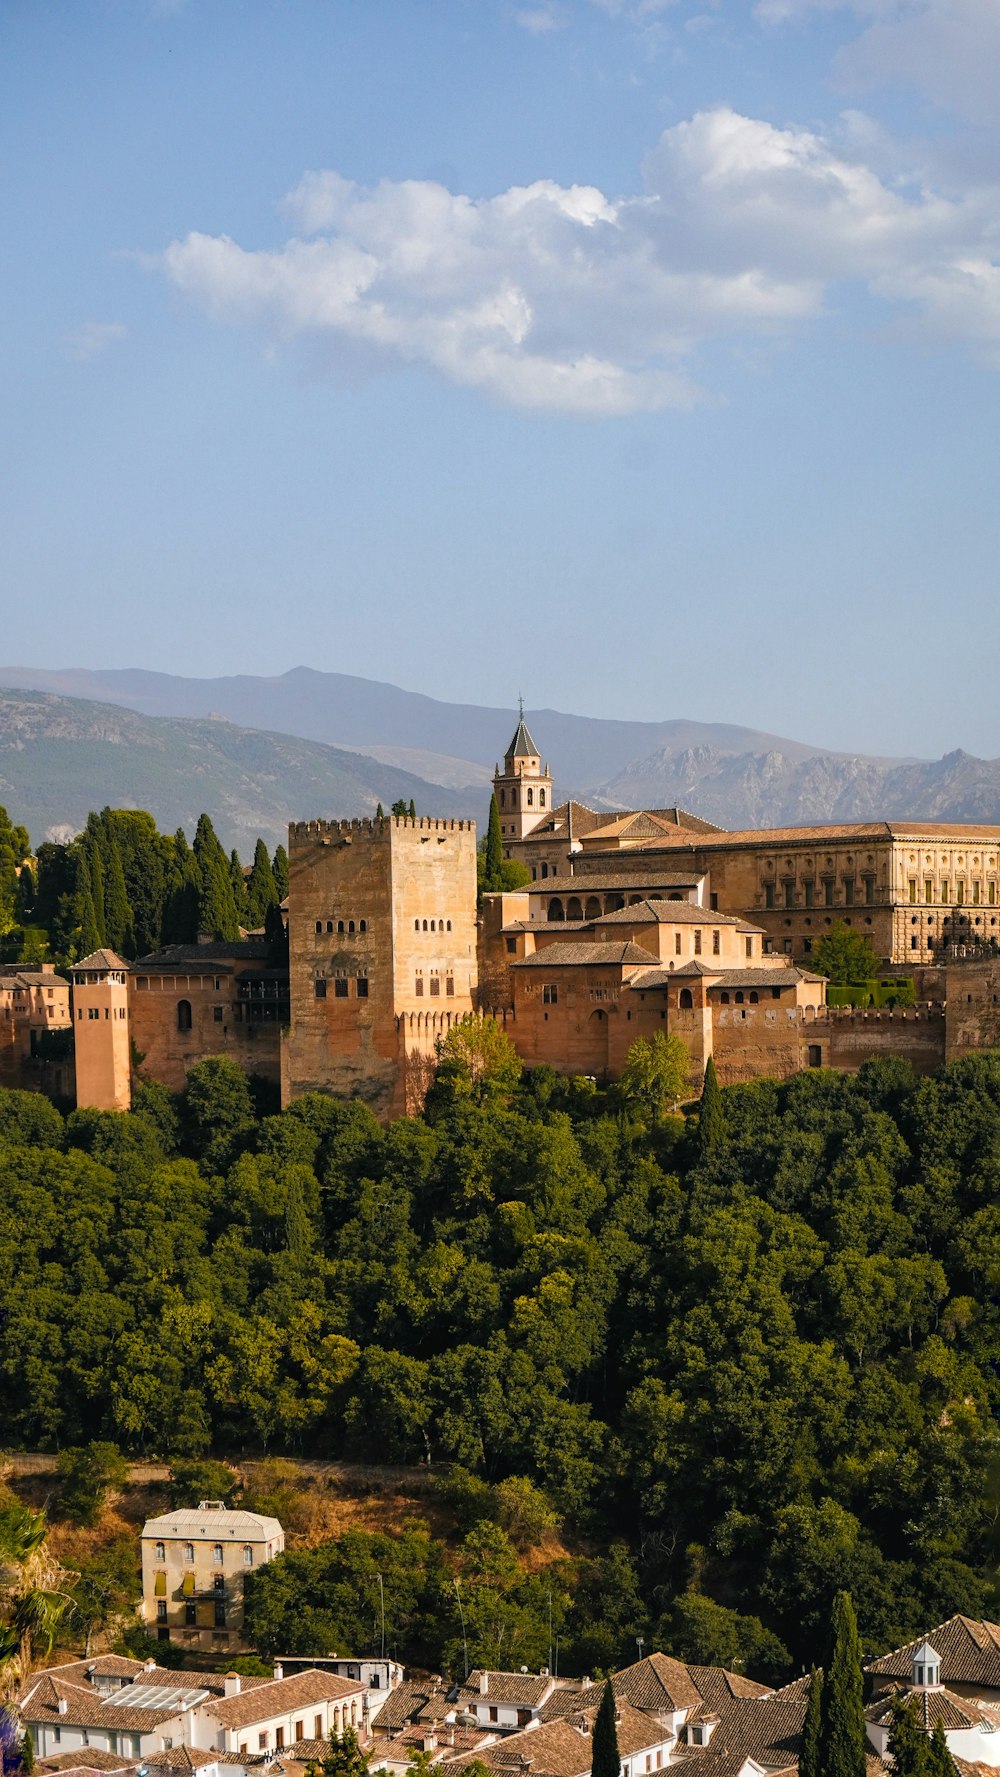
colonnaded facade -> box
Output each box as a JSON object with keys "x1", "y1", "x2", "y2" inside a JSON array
[{"x1": 60, "y1": 715, "x2": 1000, "y2": 1112}]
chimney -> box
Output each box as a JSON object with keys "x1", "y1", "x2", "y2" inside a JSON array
[
  {"x1": 224, "y1": 1674, "x2": 242, "y2": 1698},
  {"x1": 57, "y1": 1699, "x2": 68, "y2": 1717},
  {"x1": 581, "y1": 1677, "x2": 591, "y2": 1691},
  {"x1": 273, "y1": 1663, "x2": 284, "y2": 1682},
  {"x1": 145, "y1": 1658, "x2": 157, "y2": 1672},
  {"x1": 479, "y1": 1674, "x2": 489, "y2": 1696}
]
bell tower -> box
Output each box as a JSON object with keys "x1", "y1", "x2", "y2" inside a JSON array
[{"x1": 493, "y1": 704, "x2": 553, "y2": 860}]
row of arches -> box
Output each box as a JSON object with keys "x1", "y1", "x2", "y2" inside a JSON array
[
  {"x1": 547, "y1": 892, "x2": 685, "y2": 921},
  {"x1": 498, "y1": 787, "x2": 546, "y2": 810},
  {"x1": 315, "y1": 918, "x2": 367, "y2": 935},
  {"x1": 413, "y1": 918, "x2": 453, "y2": 932}
]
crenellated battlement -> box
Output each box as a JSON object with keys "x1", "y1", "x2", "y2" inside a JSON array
[{"x1": 289, "y1": 815, "x2": 476, "y2": 841}]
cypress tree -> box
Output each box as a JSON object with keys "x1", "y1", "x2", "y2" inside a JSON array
[
  {"x1": 272, "y1": 844, "x2": 289, "y2": 902},
  {"x1": 74, "y1": 851, "x2": 101, "y2": 959},
  {"x1": 698, "y1": 1054, "x2": 725, "y2": 1155},
  {"x1": 15, "y1": 862, "x2": 35, "y2": 924},
  {"x1": 408, "y1": 799, "x2": 416, "y2": 819},
  {"x1": 90, "y1": 843, "x2": 108, "y2": 946},
  {"x1": 819, "y1": 1592, "x2": 866, "y2": 1777},
  {"x1": 230, "y1": 849, "x2": 249, "y2": 928},
  {"x1": 375, "y1": 803, "x2": 384, "y2": 821},
  {"x1": 193, "y1": 814, "x2": 239, "y2": 942},
  {"x1": 800, "y1": 1667, "x2": 822, "y2": 1777},
  {"x1": 591, "y1": 1680, "x2": 620, "y2": 1777},
  {"x1": 246, "y1": 838, "x2": 277, "y2": 928},
  {"x1": 164, "y1": 829, "x2": 200, "y2": 945},
  {"x1": 887, "y1": 1697, "x2": 928, "y2": 1777},
  {"x1": 926, "y1": 1721, "x2": 954, "y2": 1777},
  {"x1": 484, "y1": 793, "x2": 504, "y2": 892},
  {"x1": 103, "y1": 839, "x2": 132, "y2": 955}
]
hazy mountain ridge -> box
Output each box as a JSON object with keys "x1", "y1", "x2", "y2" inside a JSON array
[
  {"x1": 1, "y1": 668, "x2": 996, "y2": 834},
  {"x1": 0, "y1": 690, "x2": 482, "y2": 854},
  {"x1": 596, "y1": 745, "x2": 1000, "y2": 827}
]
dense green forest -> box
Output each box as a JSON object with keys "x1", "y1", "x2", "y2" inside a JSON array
[
  {"x1": 2, "y1": 1040, "x2": 1000, "y2": 1673},
  {"x1": 0, "y1": 801, "x2": 287, "y2": 963}
]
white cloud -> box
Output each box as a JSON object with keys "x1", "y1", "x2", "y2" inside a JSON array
[
  {"x1": 155, "y1": 106, "x2": 1000, "y2": 415},
  {"x1": 514, "y1": 5, "x2": 569, "y2": 33},
  {"x1": 755, "y1": 0, "x2": 1000, "y2": 125},
  {"x1": 65, "y1": 320, "x2": 127, "y2": 360}
]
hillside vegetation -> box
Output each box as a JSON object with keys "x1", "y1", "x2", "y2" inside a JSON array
[{"x1": 1, "y1": 1042, "x2": 1000, "y2": 1674}]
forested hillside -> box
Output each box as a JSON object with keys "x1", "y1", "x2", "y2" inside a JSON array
[{"x1": 2, "y1": 1043, "x2": 999, "y2": 1672}]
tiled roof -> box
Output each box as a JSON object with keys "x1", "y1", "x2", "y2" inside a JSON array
[
  {"x1": 74, "y1": 949, "x2": 130, "y2": 972},
  {"x1": 21, "y1": 1675, "x2": 194, "y2": 1732},
  {"x1": 372, "y1": 1678, "x2": 455, "y2": 1734},
  {"x1": 209, "y1": 1668, "x2": 363, "y2": 1729},
  {"x1": 865, "y1": 1685, "x2": 994, "y2": 1731},
  {"x1": 514, "y1": 942, "x2": 660, "y2": 968},
  {"x1": 686, "y1": 1670, "x2": 773, "y2": 1707},
  {"x1": 629, "y1": 966, "x2": 817, "y2": 991},
  {"x1": 37, "y1": 1755, "x2": 136, "y2": 1774},
  {"x1": 135, "y1": 940, "x2": 272, "y2": 973},
  {"x1": 142, "y1": 1506, "x2": 283, "y2": 1538},
  {"x1": 448, "y1": 1699, "x2": 666, "y2": 1777},
  {"x1": 506, "y1": 718, "x2": 540, "y2": 761},
  {"x1": 144, "y1": 1750, "x2": 222, "y2": 1771},
  {"x1": 593, "y1": 902, "x2": 752, "y2": 929},
  {"x1": 867, "y1": 1617, "x2": 1000, "y2": 1691},
  {"x1": 516, "y1": 803, "x2": 606, "y2": 845},
  {"x1": 612, "y1": 1653, "x2": 705, "y2": 1714},
  {"x1": 528, "y1": 871, "x2": 703, "y2": 894},
  {"x1": 697, "y1": 1694, "x2": 807, "y2": 1767},
  {"x1": 458, "y1": 1670, "x2": 553, "y2": 1708},
  {"x1": 696, "y1": 822, "x2": 1000, "y2": 847}
]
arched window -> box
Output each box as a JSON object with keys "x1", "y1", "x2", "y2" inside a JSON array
[
  {"x1": 430, "y1": 920, "x2": 436, "y2": 932},
  {"x1": 749, "y1": 991, "x2": 759, "y2": 1004},
  {"x1": 348, "y1": 920, "x2": 355, "y2": 934},
  {"x1": 422, "y1": 919, "x2": 428, "y2": 931},
  {"x1": 446, "y1": 920, "x2": 452, "y2": 930},
  {"x1": 177, "y1": 999, "x2": 192, "y2": 1031},
  {"x1": 735, "y1": 991, "x2": 744, "y2": 1004},
  {"x1": 499, "y1": 789, "x2": 505, "y2": 808},
  {"x1": 548, "y1": 898, "x2": 565, "y2": 922},
  {"x1": 540, "y1": 790, "x2": 546, "y2": 807},
  {"x1": 326, "y1": 920, "x2": 333, "y2": 933},
  {"x1": 720, "y1": 992, "x2": 730, "y2": 1004},
  {"x1": 337, "y1": 920, "x2": 344, "y2": 934},
  {"x1": 314, "y1": 920, "x2": 322, "y2": 934},
  {"x1": 242, "y1": 1545, "x2": 253, "y2": 1567},
  {"x1": 527, "y1": 789, "x2": 533, "y2": 806},
  {"x1": 679, "y1": 989, "x2": 693, "y2": 1009},
  {"x1": 360, "y1": 920, "x2": 367, "y2": 933},
  {"x1": 567, "y1": 897, "x2": 583, "y2": 921},
  {"x1": 585, "y1": 897, "x2": 602, "y2": 920},
  {"x1": 414, "y1": 919, "x2": 419, "y2": 931}
]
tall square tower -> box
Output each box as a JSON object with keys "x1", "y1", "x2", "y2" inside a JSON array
[{"x1": 284, "y1": 814, "x2": 478, "y2": 1117}]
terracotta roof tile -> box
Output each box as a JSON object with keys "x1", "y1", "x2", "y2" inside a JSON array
[
  {"x1": 209, "y1": 1669, "x2": 363, "y2": 1730},
  {"x1": 514, "y1": 942, "x2": 660, "y2": 968}
]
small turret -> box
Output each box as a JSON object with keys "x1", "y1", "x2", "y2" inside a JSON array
[{"x1": 911, "y1": 1642, "x2": 942, "y2": 1689}]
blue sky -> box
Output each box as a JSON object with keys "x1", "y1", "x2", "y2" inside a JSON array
[{"x1": 2, "y1": 0, "x2": 999, "y2": 759}]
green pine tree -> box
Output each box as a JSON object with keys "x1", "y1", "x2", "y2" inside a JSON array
[
  {"x1": 15, "y1": 862, "x2": 35, "y2": 924},
  {"x1": 163, "y1": 830, "x2": 201, "y2": 945},
  {"x1": 591, "y1": 1680, "x2": 621, "y2": 1777},
  {"x1": 800, "y1": 1668, "x2": 822, "y2": 1777},
  {"x1": 103, "y1": 840, "x2": 132, "y2": 955},
  {"x1": 926, "y1": 1720, "x2": 954, "y2": 1777},
  {"x1": 375, "y1": 803, "x2": 384, "y2": 820},
  {"x1": 698, "y1": 1054, "x2": 725, "y2": 1154},
  {"x1": 272, "y1": 844, "x2": 289, "y2": 902},
  {"x1": 193, "y1": 814, "x2": 239, "y2": 942},
  {"x1": 284, "y1": 1172, "x2": 314, "y2": 1265},
  {"x1": 246, "y1": 838, "x2": 278, "y2": 928},
  {"x1": 483, "y1": 792, "x2": 504, "y2": 894},
  {"x1": 887, "y1": 1696, "x2": 929, "y2": 1777},
  {"x1": 408, "y1": 799, "x2": 416, "y2": 818},
  {"x1": 819, "y1": 1592, "x2": 867, "y2": 1777}
]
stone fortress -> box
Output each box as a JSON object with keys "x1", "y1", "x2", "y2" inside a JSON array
[{"x1": 50, "y1": 713, "x2": 1000, "y2": 1114}]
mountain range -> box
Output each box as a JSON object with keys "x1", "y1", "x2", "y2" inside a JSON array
[{"x1": 2, "y1": 666, "x2": 1000, "y2": 850}]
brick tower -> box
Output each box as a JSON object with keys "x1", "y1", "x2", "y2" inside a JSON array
[
  {"x1": 492, "y1": 708, "x2": 553, "y2": 860},
  {"x1": 72, "y1": 949, "x2": 132, "y2": 1111},
  {"x1": 284, "y1": 814, "x2": 478, "y2": 1118}
]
